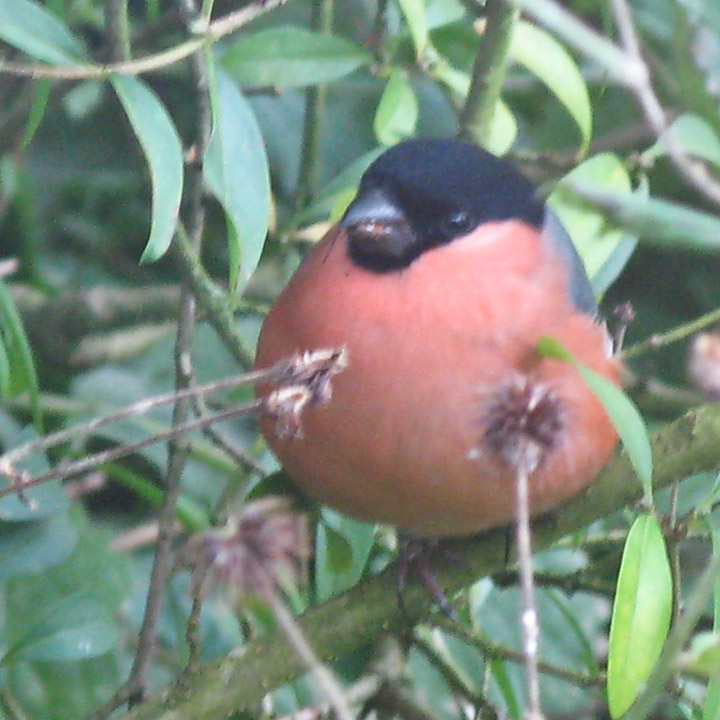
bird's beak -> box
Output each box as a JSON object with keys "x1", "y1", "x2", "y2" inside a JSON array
[{"x1": 340, "y1": 187, "x2": 416, "y2": 262}]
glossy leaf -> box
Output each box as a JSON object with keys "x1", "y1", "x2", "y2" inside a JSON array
[
  {"x1": 398, "y1": 0, "x2": 430, "y2": 57},
  {"x1": 643, "y1": 113, "x2": 720, "y2": 169},
  {"x1": 549, "y1": 154, "x2": 632, "y2": 280},
  {"x1": 538, "y1": 336, "x2": 653, "y2": 501},
  {"x1": 0, "y1": 279, "x2": 42, "y2": 430},
  {"x1": 6, "y1": 654, "x2": 123, "y2": 720},
  {"x1": 204, "y1": 67, "x2": 271, "y2": 296},
  {"x1": 110, "y1": 75, "x2": 183, "y2": 263},
  {"x1": 3, "y1": 595, "x2": 118, "y2": 663},
  {"x1": 374, "y1": 69, "x2": 419, "y2": 147},
  {"x1": 315, "y1": 509, "x2": 375, "y2": 602},
  {"x1": 510, "y1": 21, "x2": 592, "y2": 153},
  {"x1": 607, "y1": 514, "x2": 672, "y2": 718},
  {"x1": 221, "y1": 27, "x2": 372, "y2": 89},
  {"x1": 560, "y1": 180, "x2": 720, "y2": 252},
  {"x1": 0, "y1": 514, "x2": 78, "y2": 579},
  {"x1": 0, "y1": 0, "x2": 88, "y2": 65}
]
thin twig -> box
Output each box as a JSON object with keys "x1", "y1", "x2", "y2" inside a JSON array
[
  {"x1": 172, "y1": 224, "x2": 254, "y2": 368},
  {"x1": 458, "y1": 0, "x2": 518, "y2": 146},
  {"x1": 105, "y1": 0, "x2": 132, "y2": 62},
  {"x1": 430, "y1": 617, "x2": 603, "y2": 689},
  {"x1": 514, "y1": 462, "x2": 544, "y2": 720},
  {"x1": 413, "y1": 631, "x2": 494, "y2": 710},
  {"x1": 269, "y1": 586, "x2": 354, "y2": 720},
  {"x1": 0, "y1": 402, "x2": 256, "y2": 495},
  {"x1": 0, "y1": 0, "x2": 291, "y2": 80},
  {"x1": 0, "y1": 348, "x2": 346, "y2": 499},
  {"x1": 127, "y1": 7, "x2": 215, "y2": 700},
  {"x1": 191, "y1": 393, "x2": 265, "y2": 475},
  {"x1": 181, "y1": 565, "x2": 210, "y2": 683},
  {"x1": 0, "y1": 364, "x2": 285, "y2": 469},
  {"x1": 109, "y1": 398, "x2": 720, "y2": 720},
  {"x1": 493, "y1": 568, "x2": 614, "y2": 598},
  {"x1": 512, "y1": 0, "x2": 720, "y2": 207},
  {"x1": 622, "y1": 305, "x2": 720, "y2": 359},
  {"x1": 610, "y1": 0, "x2": 720, "y2": 208}
]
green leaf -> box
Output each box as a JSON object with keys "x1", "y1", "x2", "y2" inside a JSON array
[
  {"x1": 3, "y1": 595, "x2": 118, "y2": 663},
  {"x1": 374, "y1": 69, "x2": 419, "y2": 146},
  {"x1": 3, "y1": 513, "x2": 130, "y2": 663},
  {"x1": 537, "y1": 336, "x2": 653, "y2": 501},
  {"x1": 549, "y1": 153, "x2": 632, "y2": 280},
  {"x1": 21, "y1": 78, "x2": 53, "y2": 150},
  {"x1": 643, "y1": 113, "x2": 720, "y2": 169},
  {"x1": 293, "y1": 149, "x2": 383, "y2": 226},
  {"x1": 6, "y1": 654, "x2": 123, "y2": 720},
  {"x1": 607, "y1": 514, "x2": 672, "y2": 718},
  {"x1": 221, "y1": 27, "x2": 372, "y2": 89},
  {"x1": 0, "y1": 514, "x2": 78, "y2": 579},
  {"x1": 560, "y1": 181, "x2": 720, "y2": 252},
  {"x1": 681, "y1": 632, "x2": 720, "y2": 679},
  {"x1": 0, "y1": 279, "x2": 42, "y2": 431},
  {"x1": 110, "y1": 74, "x2": 183, "y2": 263},
  {"x1": 204, "y1": 67, "x2": 271, "y2": 296},
  {"x1": 489, "y1": 657, "x2": 521, "y2": 720},
  {"x1": 0, "y1": 336, "x2": 9, "y2": 402},
  {"x1": 318, "y1": 524, "x2": 353, "y2": 575},
  {"x1": 315, "y1": 509, "x2": 375, "y2": 602},
  {"x1": 486, "y1": 98, "x2": 517, "y2": 156},
  {"x1": 397, "y1": 0, "x2": 430, "y2": 58},
  {"x1": 509, "y1": 21, "x2": 592, "y2": 153},
  {"x1": 0, "y1": 0, "x2": 88, "y2": 65}
]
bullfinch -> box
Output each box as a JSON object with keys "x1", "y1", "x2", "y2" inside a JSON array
[{"x1": 255, "y1": 138, "x2": 620, "y2": 538}]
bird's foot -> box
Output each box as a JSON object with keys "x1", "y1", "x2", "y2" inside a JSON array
[{"x1": 396, "y1": 535, "x2": 460, "y2": 621}]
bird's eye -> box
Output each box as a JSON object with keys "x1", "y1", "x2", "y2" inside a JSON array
[{"x1": 444, "y1": 210, "x2": 472, "y2": 234}]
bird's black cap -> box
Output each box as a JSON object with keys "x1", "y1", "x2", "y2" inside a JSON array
[
  {"x1": 340, "y1": 138, "x2": 597, "y2": 315},
  {"x1": 341, "y1": 138, "x2": 544, "y2": 272}
]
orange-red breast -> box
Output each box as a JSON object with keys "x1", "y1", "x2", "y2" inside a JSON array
[{"x1": 255, "y1": 138, "x2": 620, "y2": 537}]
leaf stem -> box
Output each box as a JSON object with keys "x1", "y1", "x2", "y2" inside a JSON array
[{"x1": 622, "y1": 305, "x2": 720, "y2": 359}]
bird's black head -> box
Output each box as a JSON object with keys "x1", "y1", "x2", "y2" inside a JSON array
[{"x1": 340, "y1": 138, "x2": 545, "y2": 273}]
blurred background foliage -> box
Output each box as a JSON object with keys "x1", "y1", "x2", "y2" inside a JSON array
[{"x1": 1, "y1": 0, "x2": 720, "y2": 719}]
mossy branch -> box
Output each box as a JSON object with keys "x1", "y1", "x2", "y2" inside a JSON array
[{"x1": 116, "y1": 399, "x2": 720, "y2": 720}]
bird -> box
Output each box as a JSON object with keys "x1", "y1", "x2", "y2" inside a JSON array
[{"x1": 254, "y1": 138, "x2": 620, "y2": 538}]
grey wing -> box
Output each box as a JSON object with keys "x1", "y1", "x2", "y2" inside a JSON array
[{"x1": 542, "y1": 208, "x2": 598, "y2": 317}]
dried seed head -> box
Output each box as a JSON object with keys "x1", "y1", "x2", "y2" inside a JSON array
[
  {"x1": 481, "y1": 375, "x2": 564, "y2": 475},
  {"x1": 688, "y1": 332, "x2": 720, "y2": 396},
  {"x1": 184, "y1": 497, "x2": 310, "y2": 605},
  {"x1": 264, "y1": 347, "x2": 349, "y2": 438}
]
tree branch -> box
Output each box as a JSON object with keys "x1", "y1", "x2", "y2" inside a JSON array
[
  {"x1": 458, "y1": 0, "x2": 518, "y2": 147},
  {"x1": 115, "y1": 399, "x2": 720, "y2": 720}
]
